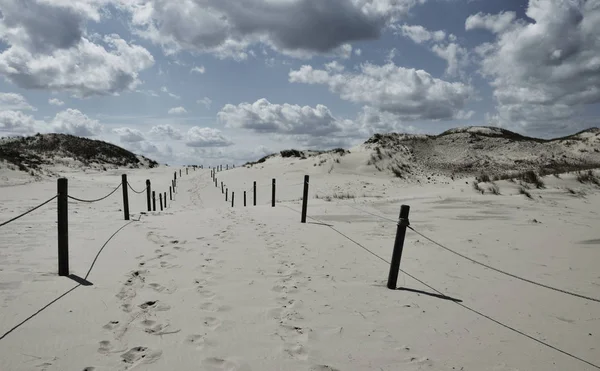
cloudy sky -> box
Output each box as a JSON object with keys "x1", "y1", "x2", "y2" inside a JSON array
[{"x1": 1, "y1": 0, "x2": 599, "y2": 166}]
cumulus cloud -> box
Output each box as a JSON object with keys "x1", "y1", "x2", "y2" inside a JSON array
[
  {"x1": 51, "y1": 108, "x2": 103, "y2": 136},
  {"x1": 0, "y1": 1, "x2": 155, "y2": 97},
  {"x1": 0, "y1": 92, "x2": 36, "y2": 111},
  {"x1": 218, "y1": 98, "x2": 350, "y2": 136},
  {"x1": 289, "y1": 63, "x2": 473, "y2": 120},
  {"x1": 168, "y1": 106, "x2": 187, "y2": 115},
  {"x1": 48, "y1": 98, "x2": 65, "y2": 106},
  {"x1": 149, "y1": 124, "x2": 183, "y2": 140},
  {"x1": 191, "y1": 65, "x2": 206, "y2": 74},
  {"x1": 0, "y1": 110, "x2": 37, "y2": 133},
  {"x1": 465, "y1": 11, "x2": 518, "y2": 34},
  {"x1": 395, "y1": 24, "x2": 446, "y2": 44},
  {"x1": 467, "y1": 0, "x2": 600, "y2": 129},
  {"x1": 185, "y1": 127, "x2": 233, "y2": 147},
  {"x1": 118, "y1": 0, "x2": 422, "y2": 59},
  {"x1": 197, "y1": 97, "x2": 212, "y2": 109},
  {"x1": 113, "y1": 127, "x2": 145, "y2": 142},
  {"x1": 395, "y1": 24, "x2": 468, "y2": 77}
]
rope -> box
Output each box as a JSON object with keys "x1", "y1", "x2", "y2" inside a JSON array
[
  {"x1": 407, "y1": 226, "x2": 600, "y2": 304},
  {"x1": 68, "y1": 183, "x2": 122, "y2": 203},
  {"x1": 127, "y1": 182, "x2": 147, "y2": 194},
  {"x1": 280, "y1": 205, "x2": 600, "y2": 370},
  {"x1": 0, "y1": 195, "x2": 58, "y2": 228}
]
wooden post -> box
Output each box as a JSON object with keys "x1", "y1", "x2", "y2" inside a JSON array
[
  {"x1": 164, "y1": 192, "x2": 167, "y2": 208},
  {"x1": 180, "y1": 169, "x2": 182, "y2": 177},
  {"x1": 146, "y1": 179, "x2": 151, "y2": 212},
  {"x1": 174, "y1": 171, "x2": 177, "y2": 181},
  {"x1": 301, "y1": 175, "x2": 309, "y2": 223},
  {"x1": 159, "y1": 193, "x2": 163, "y2": 211},
  {"x1": 221, "y1": 182, "x2": 224, "y2": 194},
  {"x1": 226, "y1": 188, "x2": 228, "y2": 202},
  {"x1": 272, "y1": 178, "x2": 276, "y2": 207},
  {"x1": 387, "y1": 205, "x2": 411, "y2": 290},
  {"x1": 232, "y1": 192, "x2": 234, "y2": 207},
  {"x1": 244, "y1": 191, "x2": 247, "y2": 207},
  {"x1": 121, "y1": 174, "x2": 130, "y2": 221},
  {"x1": 253, "y1": 181, "x2": 257, "y2": 206},
  {"x1": 226, "y1": 164, "x2": 229, "y2": 170},
  {"x1": 170, "y1": 186, "x2": 172, "y2": 201},
  {"x1": 57, "y1": 178, "x2": 69, "y2": 276},
  {"x1": 152, "y1": 191, "x2": 156, "y2": 211},
  {"x1": 186, "y1": 168, "x2": 188, "y2": 175}
]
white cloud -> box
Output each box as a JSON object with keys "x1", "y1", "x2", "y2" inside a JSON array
[
  {"x1": 160, "y1": 86, "x2": 181, "y2": 99},
  {"x1": 186, "y1": 127, "x2": 233, "y2": 147},
  {"x1": 431, "y1": 42, "x2": 469, "y2": 77},
  {"x1": 465, "y1": 11, "x2": 518, "y2": 34},
  {"x1": 396, "y1": 24, "x2": 446, "y2": 44},
  {"x1": 218, "y1": 98, "x2": 349, "y2": 136},
  {"x1": 289, "y1": 63, "x2": 473, "y2": 120},
  {"x1": 168, "y1": 106, "x2": 187, "y2": 115},
  {"x1": 467, "y1": 1, "x2": 600, "y2": 130},
  {"x1": 118, "y1": 0, "x2": 423, "y2": 60},
  {"x1": 0, "y1": 0, "x2": 155, "y2": 97},
  {"x1": 48, "y1": 98, "x2": 65, "y2": 106},
  {"x1": 149, "y1": 124, "x2": 183, "y2": 140},
  {"x1": 197, "y1": 97, "x2": 212, "y2": 109},
  {"x1": 0, "y1": 92, "x2": 36, "y2": 111},
  {"x1": 355, "y1": 48, "x2": 362, "y2": 56},
  {"x1": 51, "y1": 108, "x2": 103, "y2": 136},
  {"x1": 0, "y1": 110, "x2": 37, "y2": 133},
  {"x1": 113, "y1": 127, "x2": 145, "y2": 143},
  {"x1": 191, "y1": 65, "x2": 206, "y2": 74}
]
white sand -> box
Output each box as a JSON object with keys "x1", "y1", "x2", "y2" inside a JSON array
[{"x1": 1, "y1": 156, "x2": 599, "y2": 371}]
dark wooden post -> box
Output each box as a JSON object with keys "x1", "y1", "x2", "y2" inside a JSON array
[
  {"x1": 232, "y1": 192, "x2": 234, "y2": 207},
  {"x1": 301, "y1": 175, "x2": 309, "y2": 223},
  {"x1": 121, "y1": 174, "x2": 130, "y2": 221},
  {"x1": 174, "y1": 171, "x2": 177, "y2": 181},
  {"x1": 272, "y1": 179, "x2": 276, "y2": 207},
  {"x1": 244, "y1": 191, "x2": 247, "y2": 207},
  {"x1": 253, "y1": 181, "x2": 257, "y2": 206},
  {"x1": 146, "y1": 179, "x2": 151, "y2": 212},
  {"x1": 159, "y1": 193, "x2": 163, "y2": 211},
  {"x1": 169, "y1": 186, "x2": 172, "y2": 201},
  {"x1": 221, "y1": 182, "x2": 224, "y2": 194},
  {"x1": 180, "y1": 169, "x2": 182, "y2": 177},
  {"x1": 152, "y1": 191, "x2": 156, "y2": 211},
  {"x1": 186, "y1": 168, "x2": 188, "y2": 175},
  {"x1": 226, "y1": 188, "x2": 228, "y2": 202},
  {"x1": 164, "y1": 192, "x2": 167, "y2": 208},
  {"x1": 387, "y1": 205, "x2": 411, "y2": 290},
  {"x1": 57, "y1": 178, "x2": 69, "y2": 276}
]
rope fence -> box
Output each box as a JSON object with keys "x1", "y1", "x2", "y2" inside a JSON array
[
  {"x1": 210, "y1": 170, "x2": 600, "y2": 369},
  {"x1": 1, "y1": 166, "x2": 199, "y2": 277},
  {"x1": 0, "y1": 195, "x2": 58, "y2": 228}
]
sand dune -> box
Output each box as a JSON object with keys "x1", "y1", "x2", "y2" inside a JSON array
[{"x1": 1, "y1": 130, "x2": 600, "y2": 370}]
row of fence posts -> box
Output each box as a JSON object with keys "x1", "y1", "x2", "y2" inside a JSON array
[
  {"x1": 208, "y1": 170, "x2": 411, "y2": 291},
  {"x1": 58, "y1": 166, "x2": 410, "y2": 293},
  {"x1": 57, "y1": 166, "x2": 196, "y2": 276}
]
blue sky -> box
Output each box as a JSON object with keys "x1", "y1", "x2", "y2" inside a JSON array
[{"x1": 1, "y1": 0, "x2": 599, "y2": 166}]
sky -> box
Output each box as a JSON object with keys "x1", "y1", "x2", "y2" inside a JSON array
[{"x1": 0, "y1": 0, "x2": 599, "y2": 166}]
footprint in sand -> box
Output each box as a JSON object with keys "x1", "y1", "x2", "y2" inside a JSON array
[
  {"x1": 186, "y1": 334, "x2": 217, "y2": 351},
  {"x1": 120, "y1": 347, "x2": 162, "y2": 367},
  {"x1": 310, "y1": 366, "x2": 340, "y2": 371},
  {"x1": 199, "y1": 302, "x2": 231, "y2": 313},
  {"x1": 141, "y1": 321, "x2": 181, "y2": 336},
  {"x1": 201, "y1": 357, "x2": 240, "y2": 371},
  {"x1": 102, "y1": 320, "x2": 120, "y2": 330},
  {"x1": 202, "y1": 316, "x2": 223, "y2": 331},
  {"x1": 138, "y1": 300, "x2": 171, "y2": 311}
]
